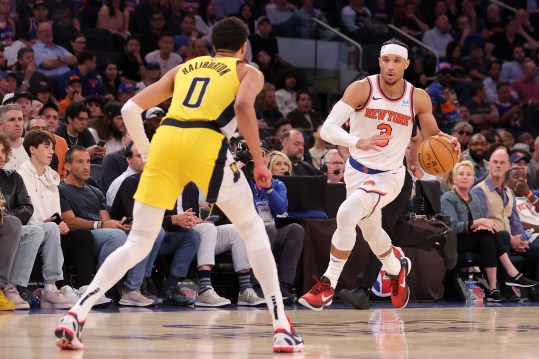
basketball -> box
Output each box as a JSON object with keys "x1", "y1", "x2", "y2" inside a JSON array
[{"x1": 418, "y1": 136, "x2": 458, "y2": 176}]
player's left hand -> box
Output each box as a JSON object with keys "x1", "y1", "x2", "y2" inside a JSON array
[
  {"x1": 437, "y1": 132, "x2": 461, "y2": 160},
  {"x1": 254, "y1": 163, "x2": 272, "y2": 189}
]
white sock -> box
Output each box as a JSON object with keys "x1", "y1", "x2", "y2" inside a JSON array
[
  {"x1": 323, "y1": 254, "x2": 346, "y2": 289},
  {"x1": 379, "y1": 249, "x2": 401, "y2": 276},
  {"x1": 217, "y1": 192, "x2": 290, "y2": 332}
]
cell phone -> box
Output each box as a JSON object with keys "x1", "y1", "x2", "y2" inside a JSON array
[
  {"x1": 97, "y1": 140, "x2": 107, "y2": 147},
  {"x1": 51, "y1": 212, "x2": 63, "y2": 225},
  {"x1": 121, "y1": 217, "x2": 133, "y2": 225},
  {"x1": 205, "y1": 215, "x2": 219, "y2": 223}
]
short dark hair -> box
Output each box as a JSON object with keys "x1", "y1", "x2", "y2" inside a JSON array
[
  {"x1": 159, "y1": 31, "x2": 174, "y2": 40},
  {"x1": 381, "y1": 38, "x2": 408, "y2": 50},
  {"x1": 296, "y1": 90, "x2": 311, "y2": 102},
  {"x1": 17, "y1": 47, "x2": 33, "y2": 60},
  {"x1": 0, "y1": 133, "x2": 11, "y2": 161},
  {"x1": 65, "y1": 102, "x2": 88, "y2": 124},
  {"x1": 212, "y1": 17, "x2": 248, "y2": 53},
  {"x1": 23, "y1": 129, "x2": 55, "y2": 156},
  {"x1": 77, "y1": 50, "x2": 95, "y2": 65},
  {"x1": 65, "y1": 145, "x2": 88, "y2": 164},
  {"x1": 39, "y1": 102, "x2": 59, "y2": 115}
]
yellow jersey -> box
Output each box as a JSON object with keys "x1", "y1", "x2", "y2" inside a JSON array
[{"x1": 166, "y1": 56, "x2": 241, "y2": 127}]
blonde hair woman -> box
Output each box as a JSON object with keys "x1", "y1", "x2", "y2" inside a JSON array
[
  {"x1": 440, "y1": 161, "x2": 537, "y2": 301},
  {"x1": 268, "y1": 151, "x2": 292, "y2": 176}
]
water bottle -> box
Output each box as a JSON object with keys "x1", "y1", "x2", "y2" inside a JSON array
[
  {"x1": 523, "y1": 228, "x2": 535, "y2": 241},
  {"x1": 465, "y1": 274, "x2": 478, "y2": 304}
]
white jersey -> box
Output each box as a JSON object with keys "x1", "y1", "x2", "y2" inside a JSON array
[{"x1": 349, "y1": 74, "x2": 415, "y2": 171}]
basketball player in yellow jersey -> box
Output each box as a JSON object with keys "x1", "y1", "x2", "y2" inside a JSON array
[
  {"x1": 299, "y1": 38, "x2": 461, "y2": 311},
  {"x1": 55, "y1": 17, "x2": 304, "y2": 354}
]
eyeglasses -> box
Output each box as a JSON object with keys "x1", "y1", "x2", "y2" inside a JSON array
[
  {"x1": 458, "y1": 130, "x2": 472, "y2": 136},
  {"x1": 326, "y1": 161, "x2": 345, "y2": 166},
  {"x1": 29, "y1": 126, "x2": 48, "y2": 131}
]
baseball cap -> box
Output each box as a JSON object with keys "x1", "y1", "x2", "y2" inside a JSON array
[
  {"x1": 84, "y1": 95, "x2": 102, "y2": 106},
  {"x1": 145, "y1": 107, "x2": 165, "y2": 120},
  {"x1": 146, "y1": 61, "x2": 161, "y2": 70},
  {"x1": 257, "y1": 16, "x2": 271, "y2": 25},
  {"x1": 67, "y1": 75, "x2": 82, "y2": 86},
  {"x1": 14, "y1": 91, "x2": 33, "y2": 102},
  {"x1": 435, "y1": 62, "x2": 452, "y2": 74},
  {"x1": 36, "y1": 81, "x2": 52, "y2": 93},
  {"x1": 117, "y1": 82, "x2": 137, "y2": 95},
  {"x1": 1, "y1": 70, "x2": 16, "y2": 80},
  {"x1": 510, "y1": 153, "x2": 530, "y2": 164},
  {"x1": 2, "y1": 93, "x2": 14, "y2": 105},
  {"x1": 103, "y1": 101, "x2": 122, "y2": 117},
  {"x1": 33, "y1": 0, "x2": 47, "y2": 9}
]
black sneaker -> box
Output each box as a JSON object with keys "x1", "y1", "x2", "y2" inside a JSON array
[
  {"x1": 162, "y1": 286, "x2": 196, "y2": 306},
  {"x1": 505, "y1": 273, "x2": 538, "y2": 288},
  {"x1": 17, "y1": 286, "x2": 41, "y2": 308},
  {"x1": 338, "y1": 287, "x2": 370, "y2": 309},
  {"x1": 486, "y1": 289, "x2": 504, "y2": 302},
  {"x1": 280, "y1": 283, "x2": 297, "y2": 305}
]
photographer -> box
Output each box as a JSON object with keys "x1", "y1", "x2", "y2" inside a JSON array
[{"x1": 235, "y1": 140, "x2": 304, "y2": 304}]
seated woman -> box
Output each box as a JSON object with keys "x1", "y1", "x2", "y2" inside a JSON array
[
  {"x1": 441, "y1": 161, "x2": 537, "y2": 302},
  {"x1": 240, "y1": 147, "x2": 303, "y2": 304}
]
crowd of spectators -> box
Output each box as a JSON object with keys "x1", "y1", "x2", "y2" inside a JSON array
[{"x1": 4, "y1": 0, "x2": 539, "y2": 310}]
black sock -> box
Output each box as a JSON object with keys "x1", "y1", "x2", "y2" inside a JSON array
[{"x1": 198, "y1": 270, "x2": 212, "y2": 294}]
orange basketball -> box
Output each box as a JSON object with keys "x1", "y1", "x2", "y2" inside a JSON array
[{"x1": 418, "y1": 136, "x2": 458, "y2": 176}]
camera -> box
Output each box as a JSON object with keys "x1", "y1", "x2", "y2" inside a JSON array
[{"x1": 233, "y1": 140, "x2": 254, "y2": 178}]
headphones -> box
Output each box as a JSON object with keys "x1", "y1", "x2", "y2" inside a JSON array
[
  {"x1": 320, "y1": 151, "x2": 329, "y2": 173},
  {"x1": 125, "y1": 140, "x2": 134, "y2": 158}
]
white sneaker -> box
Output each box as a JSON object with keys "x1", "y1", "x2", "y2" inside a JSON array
[
  {"x1": 237, "y1": 288, "x2": 266, "y2": 306},
  {"x1": 41, "y1": 287, "x2": 72, "y2": 309},
  {"x1": 60, "y1": 285, "x2": 79, "y2": 305},
  {"x1": 195, "y1": 288, "x2": 231, "y2": 307},
  {"x1": 3, "y1": 286, "x2": 29, "y2": 310},
  {"x1": 78, "y1": 285, "x2": 113, "y2": 307},
  {"x1": 119, "y1": 289, "x2": 156, "y2": 307}
]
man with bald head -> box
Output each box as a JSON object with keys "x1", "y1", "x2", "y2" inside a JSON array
[
  {"x1": 461, "y1": 133, "x2": 489, "y2": 183},
  {"x1": 472, "y1": 147, "x2": 539, "y2": 282},
  {"x1": 32, "y1": 22, "x2": 76, "y2": 78}
]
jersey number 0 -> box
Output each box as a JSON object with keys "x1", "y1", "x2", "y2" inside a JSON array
[{"x1": 182, "y1": 77, "x2": 210, "y2": 108}]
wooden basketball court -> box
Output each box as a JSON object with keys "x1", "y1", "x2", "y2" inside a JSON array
[{"x1": 2, "y1": 302, "x2": 538, "y2": 358}]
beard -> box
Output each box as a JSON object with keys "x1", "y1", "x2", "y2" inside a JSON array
[{"x1": 469, "y1": 149, "x2": 484, "y2": 163}]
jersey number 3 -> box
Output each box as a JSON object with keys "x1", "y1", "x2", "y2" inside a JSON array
[
  {"x1": 376, "y1": 124, "x2": 392, "y2": 147},
  {"x1": 182, "y1": 77, "x2": 210, "y2": 108}
]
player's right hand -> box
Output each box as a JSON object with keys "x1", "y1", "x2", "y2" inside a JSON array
[
  {"x1": 254, "y1": 163, "x2": 272, "y2": 189},
  {"x1": 355, "y1": 134, "x2": 393, "y2": 152}
]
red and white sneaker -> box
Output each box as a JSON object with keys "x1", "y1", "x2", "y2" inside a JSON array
[
  {"x1": 298, "y1": 275, "x2": 334, "y2": 311},
  {"x1": 55, "y1": 312, "x2": 85, "y2": 350},
  {"x1": 273, "y1": 316, "x2": 305, "y2": 353},
  {"x1": 388, "y1": 257, "x2": 412, "y2": 309}
]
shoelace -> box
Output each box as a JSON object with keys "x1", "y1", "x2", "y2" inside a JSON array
[{"x1": 308, "y1": 275, "x2": 329, "y2": 295}]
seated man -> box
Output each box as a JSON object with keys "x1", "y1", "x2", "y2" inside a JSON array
[
  {"x1": 0, "y1": 215, "x2": 22, "y2": 311},
  {"x1": 471, "y1": 147, "x2": 539, "y2": 283},
  {"x1": 321, "y1": 149, "x2": 344, "y2": 184},
  {"x1": 507, "y1": 167, "x2": 539, "y2": 233},
  {"x1": 110, "y1": 174, "x2": 200, "y2": 306},
  {"x1": 59, "y1": 146, "x2": 156, "y2": 307},
  {"x1": 18, "y1": 129, "x2": 101, "y2": 305},
  {"x1": 180, "y1": 183, "x2": 265, "y2": 307},
  {"x1": 101, "y1": 130, "x2": 130, "y2": 193},
  {"x1": 0, "y1": 131, "x2": 71, "y2": 309},
  {"x1": 281, "y1": 129, "x2": 320, "y2": 176}
]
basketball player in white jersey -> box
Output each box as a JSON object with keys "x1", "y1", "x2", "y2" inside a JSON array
[{"x1": 299, "y1": 38, "x2": 461, "y2": 310}]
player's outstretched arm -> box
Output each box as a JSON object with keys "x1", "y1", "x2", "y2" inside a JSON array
[
  {"x1": 320, "y1": 80, "x2": 372, "y2": 149},
  {"x1": 235, "y1": 64, "x2": 272, "y2": 189},
  {"x1": 120, "y1": 65, "x2": 180, "y2": 161}
]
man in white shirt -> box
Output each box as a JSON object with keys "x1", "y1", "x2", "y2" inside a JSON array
[
  {"x1": 144, "y1": 32, "x2": 183, "y2": 75},
  {"x1": 106, "y1": 141, "x2": 144, "y2": 208},
  {"x1": 0, "y1": 104, "x2": 28, "y2": 171}
]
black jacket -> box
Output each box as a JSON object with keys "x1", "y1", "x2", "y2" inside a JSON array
[{"x1": 0, "y1": 170, "x2": 33, "y2": 225}]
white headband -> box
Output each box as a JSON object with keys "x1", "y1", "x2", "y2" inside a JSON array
[{"x1": 380, "y1": 44, "x2": 408, "y2": 60}]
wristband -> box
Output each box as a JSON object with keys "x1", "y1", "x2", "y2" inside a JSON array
[
  {"x1": 527, "y1": 191, "x2": 533, "y2": 199},
  {"x1": 99, "y1": 221, "x2": 103, "y2": 228},
  {"x1": 533, "y1": 197, "x2": 539, "y2": 205},
  {"x1": 93, "y1": 221, "x2": 98, "y2": 229}
]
